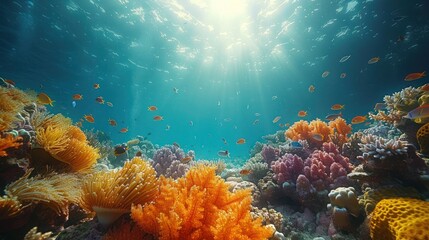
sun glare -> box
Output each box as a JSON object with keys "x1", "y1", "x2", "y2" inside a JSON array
[{"x1": 209, "y1": 0, "x2": 247, "y2": 20}]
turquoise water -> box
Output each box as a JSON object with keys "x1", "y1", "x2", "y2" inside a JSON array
[{"x1": 1, "y1": 0, "x2": 428, "y2": 160}]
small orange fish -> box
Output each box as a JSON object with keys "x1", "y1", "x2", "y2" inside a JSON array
[
  {"x1": 95, "y1": 96, "x2": 104, "y2": 104},
  {"x1": 368, "y1": 57, "x2": 380, "y2": 64},
  {"x1": 404, "y1": 71, "x2": 426, "y2": 81},
  {"x1": 148, "y1": 106, "x2": 157, "y2": 111},
  {"x1": 322, "y1": 71, "x2": 330, "y2": 78},
  {"x1": 298, "y1": 111, "x2": 307, "y2": 117},
  {"x1": 312, "y1": 133, "x2": 324, "y2": 141},
  {"x1": 73, "y1": 94, "x2": 83, "y2": 100},
  {"x1": 93, "y1": 83, "x2": 100, "y2": 89},
  {"x1": 181, "y1": 156, "x2": 193, "y2": 164},
  {"x1": 351, "y1": 115, "x2": 367, "y2": 124},
  {"x1": 308, "y1": 85, "x2": 315, "y2": 93},
  {"x1": 106, "y1": 102, "x2": 113, "y2": 107},
  {"x1": 272, "y1": 116, "x2": 281, "y2": 123},
  {"x1": 331, "y1": 104, "x2": 345, "y2": 110},
  {"x1": 84, "y1": 114, "x2": 95, "y2": 123},
  {"x1": 37, "y1": 93, "x2": 54, "y2": 106},
  {"x1": 340, "y1": 73, "x2": 347, "y2": 79},
  {"x1": 236, "y1": 138, "x2": 246, "y2": 144},
  {"x1": 108, "y1": 119, "x2": 117, "y2": 126},
  {"x1": 240, "y1": 169, "x2": 252, "y2": 175},
  {"x1": 285, "y1": 123, "x2": 290, "y2": 127},
  {"x1": 120, "y1": 127, "x2": 128, "y2": 133},
  {"x1": 153, "y1": 115, "x2": 163, "y2": 121}
]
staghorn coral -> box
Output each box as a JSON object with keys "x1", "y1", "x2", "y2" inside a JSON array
[
  {"x1": 24, "y1": 227, "x2": 52, "y2": 240},
  {"x1": 359, "y1": 134, "x2": 408, "y2": 161},
  {"x1": 0, "y1": 134, "x2": 22, "y2": 157},
  {"x1": 81, "y1": 157, "x2": 158, "y2": 226},
  {"x1": 35, "y1": 114, "x2": 99, "y2": 172},
  {"x1": 370, "y1": 86, "x2": 425, "y2": 125},
  {"x1": 417, "y1": 122, "x2": 429, "y2": 155},
  {"x1": 358, "y1": 186, "x2": 422, "y2": 215},
  {"x1": 370, "y1": 198, "x2": 429, "y2": 240},
  {"x1": 131, "y1": 164, "x2": 274, "y2": 240},
  {"x1": 4, "y1": 169, "x2": 82, "y2": 215}
]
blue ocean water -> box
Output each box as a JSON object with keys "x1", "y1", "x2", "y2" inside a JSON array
[{"x1": 0, "y1": 0, "x2": 428, "y2": 160}]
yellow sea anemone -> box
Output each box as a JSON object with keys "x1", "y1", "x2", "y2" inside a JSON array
[
  {"x1": 4, "y1": 169, "x2": 82, "y2": 215},
  {"x1": 35, "y1": 114, "x2": 99, "y2": 172},
  {"x1": 81, "y1": 157, "x2": 158, "y2": 226},
  {"x1": 0, "y1": 197, "x2": 24, "y2": 220}
]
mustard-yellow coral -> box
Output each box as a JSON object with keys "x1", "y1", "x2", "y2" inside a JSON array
[
  {"x1": 0, "y1": 197, "x2": 24, "y2": 220},
  {"x1": 370, "y1": 198, "x2": 429, "y2": 240},
  {"x1": 81, "y1": 157, "x2": 158, "y2": 226},
  {"x1": 131, "y1": 164, "x2": 274, "y2": 240}
]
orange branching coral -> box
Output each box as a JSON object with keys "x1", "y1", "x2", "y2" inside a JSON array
[
  {"x1": 4, "y1": 169, "x2": 82, "y2": 215},
  {"x1": 81, "y1": 157, "x2": 158, "y2": 226},
  {"x1": 0, "y1": 134, "x2": 22, "y2": 157},
  {"x1": 370, "y1": 198, "x2": 429, "y2": 240},
  {"x1": 286, "y1": 119, "x2": 332, "y2": 147},
  {"x1": 309, "y1": 119, "x2": 332, "y2": 141},
  {"x1": 35, "y1": 114, "x2": 99, "y2": 171},
  {"x1": 329, "y1": 117, "x2": 352, "y2": 146},
  {"x1": 417, "y1": 122, "x2": 429, "y2": 155},
  {"x1": 285, "y1": 120, "x2": 311, "y2": 141},
  {"x1": 131, "y1": 164, "x2": 274, "y2": 240}
]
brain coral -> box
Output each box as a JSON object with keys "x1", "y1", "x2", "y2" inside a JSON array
[{"x1": 370, "y1": 198, "x2": 429, "y2": 240}]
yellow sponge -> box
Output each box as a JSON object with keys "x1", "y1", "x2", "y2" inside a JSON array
[{"x1": 370, "y1": 198, "x2": 429, "y2": 240}]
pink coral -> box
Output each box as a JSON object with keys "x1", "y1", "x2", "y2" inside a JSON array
[
  {"x1": 261, "y1": 145, "x2": 280, "y2": 166},
  {"x1": 271, "y1": 154, "x2": 304, "y2": 185},
  {"x1": 271, "y1": 142, "x2": 352, "y2": 205}
]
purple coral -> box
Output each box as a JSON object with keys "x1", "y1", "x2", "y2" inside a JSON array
[
  {"x1": 151, "y1": 145, "x2": 189, "y2": 179},
  {"x1": 271, "y1": 154, "x2": 304, "y2": 186},
  {"x1": 271, "y1": 142, "x2": 353, "y2": 207},
  {"x1": 261, "y1": 145, "x2": 280, "y2": 166}
]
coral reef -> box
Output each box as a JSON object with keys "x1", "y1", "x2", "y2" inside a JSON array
[
  {"x1": 358, "y1": 186, "x2": 422, "y2": 215},
  {"x1": 232, "y1": 180, "x2": 261, "y2": 206},
  {"x1": 370, "y1": 198, "x2": 429, "y2": 240},
  {"x1": 24, "y1": 227, "x2": 52, "y2": 240},
  {"x1": 151, "y1": 145, "x2": 191, "y2": 178},
  {"x1": 81, "y1": 157, "x2": 158, "y2": 226},
  {"x1": 261, "y1": 145, "x2": 280, "y2": 166},
  {"x1": 242, "y1": 153, "x2": 269, "y2": 183},
  {"x1": 250, "y1": 207, "x2": 284, "y2": 233},
  {"x1": 131, "y1": 164, "x2": 274, "y2": 239},
  {"x1": 35, "y1": 114, "x2": 100, "y2": 172},
  {"x1": 3, "y1": 169, "x2": 82, "y2": 215},
  {"x1": 327, "y1": 187, "x2": 361, "y2": 232},
  {"x1": 0, "y1": 134, "x2": 22, "y2": 157},
  {"x1": 417, "y1": 122, "x2": 429, "y2": 155},
  {"x1": 272, "y1": 142, "x2": 353, "y2": 209},
  {"x1": 0, "y1": 86, "x2": 36, "y2": 131},
  {"x1": 285, "y1": 118, "x2": 352, "y2": 149}
]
